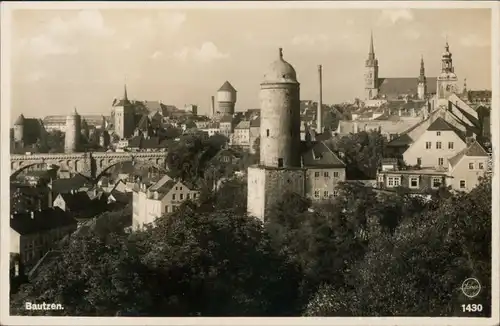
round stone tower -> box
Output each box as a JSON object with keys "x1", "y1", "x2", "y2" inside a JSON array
[
  {"x1": 64, "y1": 108, "x2": 81, "y2": 153},
  {"x1": 216, "y1": 81, "x2": 237, "y2": 116},
  {"x1": 259, "y1": 48, "x2": 301, "y2": 168},
  {"x1": 13, "y1": 114, "x2": 25, "y2": 143}
]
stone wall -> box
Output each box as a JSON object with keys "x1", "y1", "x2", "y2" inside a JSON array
[{"x1": 247, "y1": 165, "x2": 307, "y2": 221}]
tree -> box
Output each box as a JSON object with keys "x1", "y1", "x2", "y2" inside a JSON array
[
  {"x1": 134, "y1": 206, "x2": 302, "y2": 316},
  {"x1": 334, "y1": 131, "x2": 387, "y2": 179},
  {"x1": 305, "y1": 179, "x2": 492, "y2": 317}
]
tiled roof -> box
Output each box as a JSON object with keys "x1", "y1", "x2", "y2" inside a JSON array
[
  {"x1": 301, "y1": 141, "x2": 346, "y2": 168},
  {"x1": 250, "y1": 116, "x2": 260, "y2": 127},
  {"x1": 51, "y1": 175, "x2": 93, "y2": 194},
  {"x1": 59, "y1": 192, "x2": 93, "y2": 211},
  {"x1": 387, "y1": 133, "x2": 413, "y2": 147},
  {"x1": 467, "y1": 90, "x2": 492, "y2": 101},
  {"x1": 128, "y1": 135, "x2": 170, "y2": 149},
  {"x1": 136, "y1": 115, "x2": 150, "y2": 131},
  {"x1": 448, "y1": 140, "x2": 488, "y2": 167},
  {"x1": 148, "y1": 174, "x2": 173, "y2": 192},
  {"x1": 427, "y1": 117, "x2": 455, "y2": 131},
  {"x1": 10, "y1": 207, "x2": 77, "y2": 235},
  {"x1": 377, "y1": 77, "x2": 437, "y2": 99},
  {"x1": 235, "y1": 120, "x2": 251, "y2": 129},
  {"x1": 218, "y1": 81, "x2": 237, "y2": 93}
]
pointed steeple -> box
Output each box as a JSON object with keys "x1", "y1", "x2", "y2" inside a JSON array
[
  {"x1": 369, "y1": 30, "x2": 375, "y2": 56},
  {"x1": 365, "y1": 31, "x2": 377, "y2": 66},
  {"x1": 73, "y1": 107, "x2": 79, "y2": 116},
  {"x1": 123, "y1": 84, "x2": 128, "y2": 101},
  {"x1": 419, "y1": 55, "x2": 426, "y2": 82}
]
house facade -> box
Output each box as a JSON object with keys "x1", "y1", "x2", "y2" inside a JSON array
[
  {"x1": 10, "y1": 208, "x2": 77, "y2": 272},
  {"x1": 132, "y1": 176, "x2": 200, "y2": 230},
  {"x1": 403, "y1": 117, "x2": 467, "y2": 168},
  {"x1": 447, "y1": 140, "x2": 490, "y2": 192}
]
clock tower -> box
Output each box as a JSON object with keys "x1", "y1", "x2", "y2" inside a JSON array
[
  {"x1": 364, "y1": 31, "x2": 379, "y2": 100},
  {"x1": 436, "y1": 41, "x2": 458, "y2": 106}
]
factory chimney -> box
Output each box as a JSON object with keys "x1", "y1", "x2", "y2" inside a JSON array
[
  {"x1": 211, "y1": 96, "x2": 215, "y2": 117},
  {"x1": 317, "y1": 64, "x2": 323, "y2": 134}
]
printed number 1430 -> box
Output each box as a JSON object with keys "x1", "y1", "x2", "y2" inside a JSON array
[{"x1": 461, "y1": 304, "x2": 483, "y2": 313}]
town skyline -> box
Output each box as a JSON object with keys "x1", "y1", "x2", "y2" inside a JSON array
[{"x1": 10, "y1": 7, "x2": 492, "y2": 122}]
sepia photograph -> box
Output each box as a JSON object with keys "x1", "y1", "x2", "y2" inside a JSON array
[{"x1": 1, "y1": 1, "x2": 498, "y2": 325}]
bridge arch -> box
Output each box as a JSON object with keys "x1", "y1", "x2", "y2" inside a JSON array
[
  {"x1": 10, "y1": 162, "x2": 78, "y2": 179},
  {"x1": 95, "y1": 158, "x2": 168, "y2": 181}
]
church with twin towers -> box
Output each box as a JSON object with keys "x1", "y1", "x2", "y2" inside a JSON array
[{"x1": 364, "y1": 31, "x2": 460, "y2": 104}]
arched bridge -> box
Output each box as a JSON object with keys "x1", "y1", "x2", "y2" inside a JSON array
[{"x1": 10, "y1": 151, "x2": 168, "y2": 180}]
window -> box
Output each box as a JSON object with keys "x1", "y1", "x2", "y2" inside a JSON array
[
  {"x1": 479, "y1": 163, "x2": 484, "y2": 169},
  {"x1": 187, "y1": 193, "x2": 190, "y2": 200},
  {"x1": 172, "y1": 194, "x2": 176, "y2": 200},
  {"x1": 222, "y1": 156, "x2": 230, "y2": 163},
  {"x1": 425, "y1": 142, "x2": 432, "y2": 149},
  {"x1": 409, "y1": 177, "x2": 419, "y2": 188},
  {"x1": 333, "y1": 171, "x2": 339, "y2": 178},
  {"x1": 314, "y1": 191, "x2": 320, "y2": 198},
  {"x1": 460, "y1": 180, "x2": 466, "y2": 189},
  {"x1": 324, "y1": 172, "x2": 329, "y2": 178},
  {"x1": 180, "y1": 194, "x2": 184, "y2": 200},
  {"x1": 432, "y1": 177, "x2": 442, "y2": 189},
  {"x1": 436, "y1": 142, "x2": 442, "y2": 149},
  {"x1": 417, "y1": 158, "x2": 422, "y2": 166},
  {"x1": 387, "y1": 177, "x2": 401, "y2": 187},
  {"x1": 266, "y1": 129, "x2": 270, "y2": 137},
  {"x1": 314, "y1": 172, "x2": 320, "y2": 178},
  {"x1": 436, "y1": 131, "x2": 441, "y2": 136},
  {"x1": 332, "y1": 190, "x2": 339, "y2": 197},
  {"x1": 469, "y1": 162, "x2": 474, "y2": 170},
  {"x1": 323, "y1": 191, "x2": 329, "y2": 198},
  {"x1": 193, "y1": 193, "x2": 197, "y2": 199},
  {"x1": 438, "y1": 158, "x2": 444, "y2": 166},
  {"x1": 448, "y1": 142, "x2": 454, "y2": 149},
  {"x1": 277, "y1": 158, "x2": 283, "y2": 167}
]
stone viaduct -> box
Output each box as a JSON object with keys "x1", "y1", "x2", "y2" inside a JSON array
[{"x1": 10, "y1": 151, "x2": 168, "y2": 180}]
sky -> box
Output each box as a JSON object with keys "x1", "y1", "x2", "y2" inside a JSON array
[{"x1": 8, "y1": 7, "x2": 492, "y2": 121}]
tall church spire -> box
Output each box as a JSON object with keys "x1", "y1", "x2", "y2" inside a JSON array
[
  {"x1": 123, "y1": 84, "x2": 128, "y2": 101},
  {"x1": 369, "y1": 30, "x2": 375, "y2": 56}
]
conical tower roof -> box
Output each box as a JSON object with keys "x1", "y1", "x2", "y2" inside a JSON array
[{"x1": 218, "y1": 81, "x2": 237, "y2": 93}]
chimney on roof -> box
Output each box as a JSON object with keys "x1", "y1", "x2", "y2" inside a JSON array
[
  {"x1": 211, "y1": 96, "x2": 216, "y2": 117},
  {"x1": 317, "y1": 65, "x2": 323, "y2": 134}
]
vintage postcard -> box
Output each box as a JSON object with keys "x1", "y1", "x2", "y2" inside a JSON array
[{"x1": 1, "y1": 1, "x2": 498, "y2": 325}]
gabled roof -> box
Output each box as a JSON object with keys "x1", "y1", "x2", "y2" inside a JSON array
[
  {"x1": 218, "y1": 81, "x2": 236, "y2": 93},
  {"x1": 427, "y1": 117, "x2": 455, "y2": 131},
  {"x1": 58, "y1": 192, "x2": 93, "y2": 211},
  {"x1": 51, "y1": 175, "x2": 93, "y2": 194},
  {"x1": 235, "y1": 120, "x2": 251, "y2": 129},
  {"x1": 377, "y1": 77, "x2": 437, "y2": 99},
  {"x1": 448, "y1": 140, "x2": 489, "y2": 168},
  {"x1": 10, "y1": 207, "x2": 77, "y2": 235},
  {"x1": 301, "y1": 141, "x2": 346, "y2": 168}
]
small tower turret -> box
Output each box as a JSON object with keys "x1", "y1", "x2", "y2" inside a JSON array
[
  {"x1": 13, "y1": 114, "x2": 25, "y2": 143},
  {"x1": 64, "y1": 107, "x2": 81, "y2": 153},
  {"x1": 417, "y1": 55, "x2": 427, "y2": 100}
]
